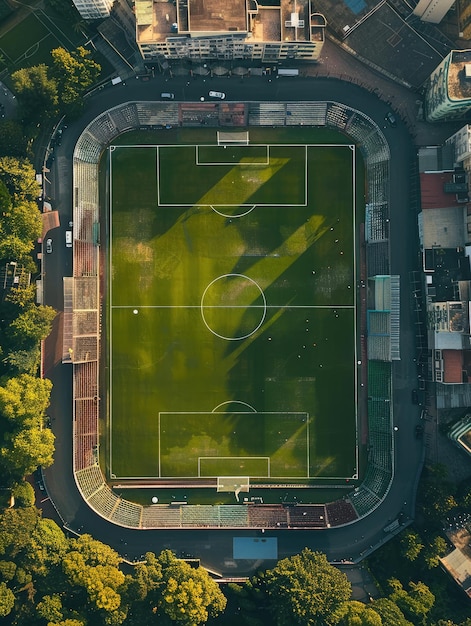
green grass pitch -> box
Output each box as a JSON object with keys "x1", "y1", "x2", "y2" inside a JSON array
[{"x1": 108, "y1": 130, "x2": 359, "y2": 483}]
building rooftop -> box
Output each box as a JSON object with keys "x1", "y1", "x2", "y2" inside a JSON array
[
  {"x1": 448, "y1": 50, "x2": 471, "y2": 102},
  {"x1": 136, "y1": 0, "x2": 323, "y2": 45}
]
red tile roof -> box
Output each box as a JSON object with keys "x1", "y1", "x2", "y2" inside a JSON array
[
  {"x1": 443, "y1": 349, "x2": 464, "y2": 384},
  {"x1": 420, "y1": 173, "x2": 463, "y2": 210}
]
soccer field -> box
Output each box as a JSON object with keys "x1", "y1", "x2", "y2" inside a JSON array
[{"x1": 108, "y1": 132, "x2": 358, "y2": 483}]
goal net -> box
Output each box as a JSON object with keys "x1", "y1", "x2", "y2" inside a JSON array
[
  {"x1": 217, "y1": 131, "x2": 249, "y2": 145},
  {"x1": 217, "y1": 476, "x2": 250, "y2": 501}
]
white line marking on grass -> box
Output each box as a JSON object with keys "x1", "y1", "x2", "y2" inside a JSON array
[{"x1": 111, "y1": 304, "x2": 356, "y2": 309}]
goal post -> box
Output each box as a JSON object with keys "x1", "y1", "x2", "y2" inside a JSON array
[
  {"x1": 217, "y1": 476, "x2": 250, "y2": 501},
  {"x1": 217, "y1": 131, "x2": 249, "y2": 145}
]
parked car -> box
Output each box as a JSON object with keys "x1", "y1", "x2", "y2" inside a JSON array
[
  {"x1": 385, "y1": 112, "x2": 397, "y2": 127},
  {"x1": 65, "y1": 230, "x2": 72, "y2": 248},
  {"x1": 160, "y1": 92, "x2": 175, "y2": 99},
  {"x1": 45, "y1": 238, "x2": 53, "y2": 253},
  {"x1": 209, "y1": 90, "x2": 226, "y2": 99}
]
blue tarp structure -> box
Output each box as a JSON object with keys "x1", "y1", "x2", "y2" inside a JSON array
[
  {"x1": 233, "y1": 537, "x2": 278, "y2": 560},
  {"x1": 344, "y1": 0, "x2": 366, "y2": 15}
]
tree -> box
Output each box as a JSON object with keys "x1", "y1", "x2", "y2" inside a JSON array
[
  {"x1": 51, "y1": 47, "x2": 100, "y2": 115},
  {"x1": 1, "y1": 426, "x2": 55, "y2": 477},
  {"x1": 0, "y1": 581, "x2": 15, "y2": 617},
  {"x1": 0, "y1": 506, "x2": 40, "y2": 558},
  {"x1": 337, "y1": 600, "x2": 382, "y2": 625},
  {"x1": 11, "y1": 65, "x2": 58, "y2": 128},
  {"x1": 388, "y1": 578, "x2": 435, "y2": 625},
  {"x1": 24, "y1": 517, "x2": 69, "y2": 577},
  {"x1": 8, "y1": 305, "x2": 56, "y2": 348},
  {"x1": 417, "y1": 464, "x2": 458, "y2": 522},
  {"x1": 264, "y1": 548, "x2": 351, "y2": 626},
  {"x1": 36, "y1": 593, "x2": 63, "y2": 622},
  {"x1": 0, "y1": 157, "x2": 41, "y2": 203},
  {"x1": 423, "y1": 535, "x2": 448, "y2": 569},
  {"x1": 0, "y1": 374, "x2": 52, "y2": 427},
  {"x1": 154, "y1": 550, "x2": 227, "y2": 625},
  {"x1": 0, "y1": 120, "x2": 31, "y2": 158},
  {"x1": 371, "y1": 597, "x2": 414, "y2": 626},
  {"x1": 399, "y1": 529, "x2": 424, "y2": 562},
  {"x1": 12, "y1": 481, "x2": 35, "y2": 507}
]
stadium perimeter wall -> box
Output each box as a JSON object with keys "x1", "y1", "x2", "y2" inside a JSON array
[{"x1": 70, "y1": 100, "x2": 393, "y2": 530}]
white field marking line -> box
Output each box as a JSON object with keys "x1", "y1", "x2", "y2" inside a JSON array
[
  {"x1": 109, "y1": 146, "x2": 114, "y2": 476},
  {"x1": 111, "y1": 305, "x2": 356, "y2": 309},
  {"x1": 158, "y1": 413, "x2": 161, "y2": 478},
  {"x1": 352, "y1": 143, "x2": 360, "y2": 474},
  {"x1": 305, "y1": 144, "x2": 308, "y2": 206},
  {"x1": 307, "y1": 413, "x2": 310, "y2": 479},
  {"x1": 110, "y1": 143, "x2": 358, "y2": 476}
]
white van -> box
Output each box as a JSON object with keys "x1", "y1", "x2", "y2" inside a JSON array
[
  {"x1": 160, "y1": 92, "x2": 175, "y2": 99},
  {"x1": 65, "y1": 230, "x2": 72, "y2": 248}
]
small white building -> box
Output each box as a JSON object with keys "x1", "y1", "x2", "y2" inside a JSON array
[
  {"x1": 73, "y1": 0, "x2": 113, "y2": 20},
  {"x1": 413, "y1": 0, "x2": 455, "y2": 24}
]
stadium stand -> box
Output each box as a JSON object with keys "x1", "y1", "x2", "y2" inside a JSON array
[
  {"x1": 136, "y1": 103, "x2": 179, "y2": 126},
  {"x1": 141, "y1": 505, "x2": 183, "y2": 528},
  {"x1": 248, "y1": 505, "x2": 288, "y2": 528},
  {"x1": 286, "y1": 102, "x2": 328, "y2": 126},
  {"x1": 326, "y1": 499, "x2": 358, "y2": 526},
  {"x1": 288, "y1": 505, "x2": 328, "y2": 528},
  {"x1": 70, "y1": 100, "x2": 394, "y2": 529}
]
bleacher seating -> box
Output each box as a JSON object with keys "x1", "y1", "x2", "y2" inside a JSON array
[
  {"x1": 286, "y1": 102, "x2": 327, "y2": 126},
  {"x1": 248, "y1": 505, "x2": 288, "y2": 528},
  {"x1": 75, "y1": 465, "x2": 104, "y2": 498},
  {"x1": 141, "y1": 505, "x2": 182, "y2": 528},
  {"x1": 288, "y1": 505, "x2": 328, "y2": 528},
  {"x1": 74, "y1": 133, "x2": 102, "y2": 165},
  {"x1": 248, "y1": 103, "x2": 286, "y2": 126},
  {"x1": 326, "y1": 499, "x2": 358, "y2": 526},
  {"x1": 218, "y1": 505, "x2": 249, "y2": 527},
  {"x1": 136, "y1": 103, "x2": 179, "y2": 126},
  {"x1": 88, "y1": 113, "x2": 117, "y2": 144},
  {"x1": 110, "y1": 498, "x2": 143, "y2": 528},
  {"x1": 74, "y1": 362, "x2": 98, "y2": 399},
  {"x1": 88, "y1": 484, "x2": 121, "y2": 518},
  {"x1": 368, "y1": 361, "x2": 391, "y2": 398},
  {"x1": 110, "y1": 103, "x2": 140, "y2": 131},
  {"x1": 350, "y1": 486, "x2": 381, "y2": 517}
]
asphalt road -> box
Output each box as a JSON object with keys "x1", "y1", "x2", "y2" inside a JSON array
[{"x1": 41, "y1": 73, "x2": 425, "y2": 576}]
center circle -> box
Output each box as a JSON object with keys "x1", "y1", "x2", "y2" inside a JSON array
[{"x1": 201, "y1": 274, "x2": 267, "y2": 341}]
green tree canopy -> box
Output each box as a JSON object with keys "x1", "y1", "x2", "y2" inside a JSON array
[
  {"x1": 388, "y1": 578, "x2": 435, "y2": 625},
  {"x1": 264, "y1": 548, "x2": 352, "y2": 626},
  {"x1": 399, "y1": 529, "x2": 424, "y2": 562},
  {"x1": 8, "y1": 304, "x2": 56, "y2": 348},
  {"x1": 0, "y1": 581, "x2": 15, "y2": 617},
  {"x1": 11, "y1": 64, "x2": 58, "y2": 128},
  {"x1": 0, "y1": 156, "x2": 41, "y2": 203},
  {"x1": 1, "y1": 425, "x2": 55, "y2": 477},
  {"x1": 0, "y1": 374, "x2": 52, "y2": 427},
  {"x1": 155, "y1": 550, "x2": 227, "y2": 626},
  {"x1": 371, "y1": 597, "x2": 414, "y2": 626},
  {"x1": 51, "y1": 47, "x2": 100, "y2": 115},
  {"x1": 0, "y1": 120, "x2": 31, "y2": 158},
  {"x1": 337, "y1": 600, "x2": 382, "y2": 626}
]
